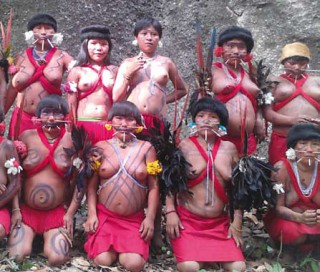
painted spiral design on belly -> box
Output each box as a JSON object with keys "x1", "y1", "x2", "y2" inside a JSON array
[{"x1": 29, "y1": 183, "x2": 56, "y2": 208}]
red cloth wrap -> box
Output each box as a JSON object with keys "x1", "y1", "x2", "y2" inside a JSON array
[
  {"x1": 273, "y1": 74, "x2": 320, "y2": 112},
  {"x1": 264, "y1": 158, "x2": 320, "y2": 244},
  {"x1": 21, "y1": 203, "x2": 65, "y2": 234},
  {"x1": 268, "y1": 131, "x2": 287, "y2": 165},
  {"x1": 141, "y1": 113, "x2": 165, "y2": 136},
  {"x1": 77, "y1": 120, "x2": 114, "y2": 144},
  {"x1": 222, "y1": 133, "x2": 256, "y2": 155},
  {"x1": 170, "y1": 206, "x2": 244, "y2": 263},
  {"x1": 84, "y1": 203, "x2": 149, "y2": 260},
  {"x1": 8, "y1": 107, "x2": 35, "y2": 139},
  {"x1": 264, "y1": 210, "x2": 320, "y2": 244},
  {"x1": 0, "y1": 207, "x2": 10, "y2": 235}
]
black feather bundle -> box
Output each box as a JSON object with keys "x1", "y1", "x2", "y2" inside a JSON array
[
  {"x1": 138, "y1": 120, "x2": 190, "y2": 200},
  {"x1": 230, "y1": 155, "x2": 277, "y2": 216},
  {"x1": 64, "y1": 125, "x2": 95, "y2": 191}
]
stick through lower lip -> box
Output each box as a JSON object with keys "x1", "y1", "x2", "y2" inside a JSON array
[
  {"x1": 36, "y1": 118, "x2": 69, "y2": 123},
  {"x1": 109, "y1": 124, "x2": 145, "y2": 129}
]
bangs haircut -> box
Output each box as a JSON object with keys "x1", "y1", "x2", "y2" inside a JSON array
[
  {"x1": 108, "y1": 101, "x2": 142, "y2": 124},
  {"x1": 35, "y1": 95, "x2": 69, "y2": 117},
  {"x1": 282, "y1": 56, "x2": 310, "y2": 65},
  {"x1": 191, "y1": 97, "x2": 229, "y2": 127},
  {"x1": 134, "y1": 17, "x2": 162, "y2": 38}
]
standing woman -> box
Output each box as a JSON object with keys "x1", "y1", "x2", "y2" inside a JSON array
[
  {"x1": 113, "y1": 17, "x2": 186, "y2": 132},
  {"x1": 66, "y1": 25, "x2": 118, "y2": 144}
]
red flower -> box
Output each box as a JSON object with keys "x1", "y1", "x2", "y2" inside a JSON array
[
  {"x1": 243, "y1": 54, "x2": 253, "y2": 63},
  {"x1": 214, "y1": 46, "x2": 223, "y2": 57}
]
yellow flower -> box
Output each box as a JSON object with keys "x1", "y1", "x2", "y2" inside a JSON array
[
  {"x1": 147, "y1": 160, "x2": 162, "y2": 175},
  {"x1": 7, "y1": 56, "x2": 14, "y2": 65},
  {"x1": 90, "y1": 159, "x2": 101, "y2": 172},
  {"x1": 133, "y1": 126, "x2": 144, "y2": 134},
  {"x1": 105, "y1": 124, "x2": 112, "y2": 131}
]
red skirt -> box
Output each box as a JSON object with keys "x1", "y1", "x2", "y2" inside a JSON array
[
  {"x1": 77, "y1": 120, "x2": 114, "y2": 145},
  {"x1": 8, "y1": 107, "x2": 35, "y2": 139},
  {"x1": 222, "y1": 133, "x2": 256, "y2": 155},
  {"x1": 268, "y1": 131, "x2": 287, "y2": 165},
  {"x1": 0, "y1": 207, "x2": 10, "y2": 235},
  {"x1": 84, "y1": 203, "x2": 149, "y2": 260},
  {"x1": 264, "y1": 210, "x2": 320, "y2": 244},
  {"x1": 21, "y1": 204, "x2": 65, "y2": 234},
  {"x1": 170, "y1": 206, "x2": 244, "y2": 263}
]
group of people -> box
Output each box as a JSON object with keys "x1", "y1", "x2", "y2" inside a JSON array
[{"x1": 0, "y1": 10, "x2": 320, "y2": 272}]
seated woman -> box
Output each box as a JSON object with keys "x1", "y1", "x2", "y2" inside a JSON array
[
  {"x1": 84, "y1": 101, "x2": 160, "y2": 272},
  {"x1": 264, "y1": 123, "x2": 320, "y2": 254},
  {"x1": 166, "y1": 97, "x2": 246, "y2": 272},
  {"x1": 8, "y1": 95, "x2": 83, "y2": 266}
]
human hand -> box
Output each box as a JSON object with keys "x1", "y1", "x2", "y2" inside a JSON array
[
  {"x1": 125, "y1": 52, "x2": 145, "y2": 79},
  {"x1": 301, "y1": 210, "x2": 317, "y2": 226},
  {"x1": 139, "y1": 216, "x2": 154, "y2": 241},
  {"x1": 0, "y1": 184, "x2": 7, "y2": 195},
  {"x1": 228, "y1": 223, "x2": 243, "y2": 248},
  {"x1": 10, "y1": 210, "x2": 22, "y2": 232},
  {"x1": 166, "y1": 211, "x2": 184, "y2": 239},
  {"x1": 83, "y1": 214, "x2": 99, "y2": 234},
  {"x1": 63, "y1": 212, "x2": 74, "y2": 239}
]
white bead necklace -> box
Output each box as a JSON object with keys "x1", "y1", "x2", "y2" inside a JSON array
[{"x1": 292, "y1": 161, "x2": 318, "y2": 196}]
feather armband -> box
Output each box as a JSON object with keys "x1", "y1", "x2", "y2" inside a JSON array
[
  {"x1": 147, "y1": 160, "x2": 162, "y2": 175},
  {"x1": 231, "y1": 155, "x2": 277, "y2": 214}
]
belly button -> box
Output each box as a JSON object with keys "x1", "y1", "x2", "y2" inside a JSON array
[{"x1": 39, "y1": 196, "x2": 45, "y2": 203}]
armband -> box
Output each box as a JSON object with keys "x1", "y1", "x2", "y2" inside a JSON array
[
  {"x1": 90, "y1": 159, "x2": 101, "y2": 172},
  {"x1": 63, "y1": 81, "x2": 78, "y2": 93},
  {"x1": 147, "y1": 160, "x2": 162, "y2": 175}
]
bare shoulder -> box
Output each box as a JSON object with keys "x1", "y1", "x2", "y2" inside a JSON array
[
  {"x1": 20, "y1": 129, "x2": 38, "y2": 143},
  {"x1": 107, "y1": 64, "x2": 118, "y2": 74},
  {"x1": 219, "y1": 140, "x2": 237, "y2": 155},
  {"x1": 272, "y1": 160, "x2": 288, "y2": 182}
]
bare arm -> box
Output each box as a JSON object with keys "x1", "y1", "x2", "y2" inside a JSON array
[
  {"x1": 0, "y1": 69, "x2": 6, "y2": 111},
  {"x1": 84, "y1": 172, "x2": 99, "y2": 233},
  {"x1": 66, "y1": 67, "x2": 80, "y2": 120},
  {"x1": 0, "y1": 140, "x2": 21, "y2": 207},
  {"x1": 165, "y1": 60, "x2": 187, "y2": 104}
]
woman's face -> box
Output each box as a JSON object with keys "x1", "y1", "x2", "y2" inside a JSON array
[
  {"x1": 32, "y1": 24, "x2": 56, "y2": 47},
  {"x1": 295, "y1": 139, "x2": 320, "y2": 162},
  {"x1": 222, "y1": 38, "x2": 248, "y2": 67},
  {"x1": 135, "y1": 26, "x2": 160, "y2": 54},
  {"x1": 195, "y1": 110, "x2": 220, "y2": 137},
  {"x1": 112, "y1": 115, "x2": 137, "y2": 132},
  {"x1": 283, "y1": 58, "x2": 309, "y2": 77},
  {"x1": 87, "y1": 39, "x2": 109, "y2": 64}
]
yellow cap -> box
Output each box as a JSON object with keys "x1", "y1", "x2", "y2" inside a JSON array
[{"x1": 280, "y1": 42, "x2": 311, "y2": 63}]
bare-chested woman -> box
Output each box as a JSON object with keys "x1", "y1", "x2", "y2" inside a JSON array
[
  {"x1": 84, "y1": 101, "x2": 160, "y2": 272},
  {"x1": 166, "y1": 97, "x2": 245, "y2": 272},
  {"x1": 66, "y1": 25, "x2": 118, "y2": 144},
  {"x1": 5, "y1": 14, "x2": 73, "y2": 139},
  {"x1": 212, "y1": 26, "x2": 264, "y2": 155},
  {"x1": 8, "y1": 95, "x2": 83, "y2": 266},
  {"x1": 263, "y1": 42, "x2": 320, "y2": 165},
  {"x1": 113, "y1": 17, "x2": 186, "y2": 133},
  {"x1": 264, "y1": 123, "x2": 320, "y2": 254},
  {"x1": 0, "y1": 108, "x2": 21, "y2": 241}
]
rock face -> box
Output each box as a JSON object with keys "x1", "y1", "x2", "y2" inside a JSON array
[{"x1": 1, "y1": 0, "x2": 319, "y2": 104}]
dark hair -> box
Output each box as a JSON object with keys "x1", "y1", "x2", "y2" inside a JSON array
[
  {"x1": 0, "y1": 107, "x2": 4, "y2": 123},
  {"x1": 191, "y1": 97, "x2": 229, "y2": 127},
  {"x1": 27, "y1": 13, "x2": 57, "y2": 32},
  {"x1": 217, "y1": 25, "x2": 254, "y2": 53},
  {"x1": 281, "y1": 56, "x2": 310, "y2": 65},
  {"x1": 287, "y1": 123, "x2": 320, "y2": 149},
  {"x1": 35, "y1": 95, "x2": 69, "y2": 117},
  {"x1": 133, "y1": 18, "x2": 162, "y2": 38},
  {"x1": 108, "y1": 101, "x2": 142, "y2": 125}
]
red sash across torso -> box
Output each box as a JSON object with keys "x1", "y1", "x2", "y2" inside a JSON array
[
  {"x1": 213, "y1": 62, "x2": 257, "y2": 113},
  {"x1": 25, "y1": 127, "x2": 66, "y2": 178},
  {"x1": 187, "y1": 136, "x2": 228, "y2": 204},
  {"x1": 273, "y1": 74, "x2": 320, "y2": 111},
  {"x1": 282, "y1": 159, "x2": 320, "y2": 209},
  {"x1": 16, "y1": 47, "x2": 62, "y2": 96},
  {"x1": 79, "y1": 64, "x2": 113, "y2": 103}
]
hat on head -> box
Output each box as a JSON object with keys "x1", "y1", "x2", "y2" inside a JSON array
[
  {"x1": 27, "y1": 13, "x2": 57, "y2": 32},
  {"x1": 287, "y1": 123, "x2": 320, "y2": 149},
  {"x1": 80, "y1": 25, "x2": 111, "y2": 42},
  {"x1": 280, "y1": 42, "x2": 311, "y2": 63},
  {"x1": 217, "y1": 26, "x2": 254, "y2": 53}
]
